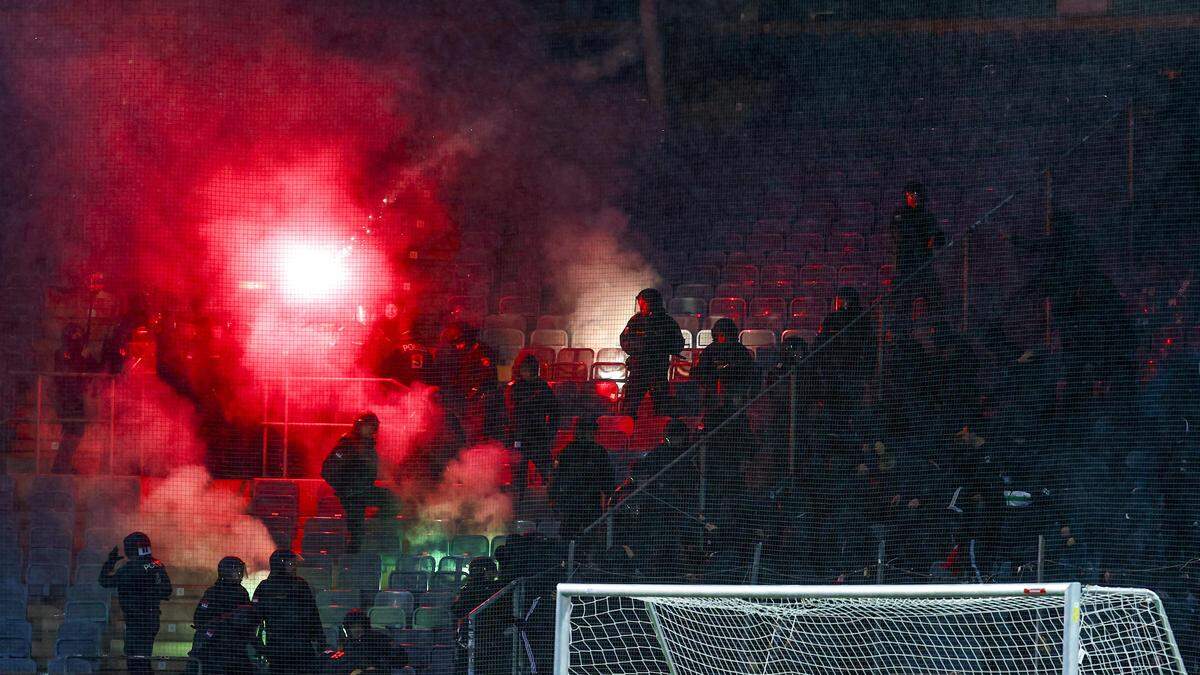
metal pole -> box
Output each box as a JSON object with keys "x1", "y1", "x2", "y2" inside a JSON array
[
  {"x1": 1061, "y1": 582, "x2": 1082, "y2": 675},
  {"x1": 1037, "y1": 534, "x2": 1045, "y2": 583},
  {"x1": 697, "y1": 443, "x2": 706, "y2": 516},
  {"x1": 961, "y1": 234, "x2": 970, "y2": 332},
  {"x1": 282, "y1": 373, "x2": 290, "y2": 478},
  {"x1": 876, "y1": 539, "x2": 885, "y2": 584},
  {"x1": 513, "y1": 578, "x2": 524, "y2": 675},
  {"x1": 467, "y1": 614, "x2": 477, "y2": 675},
  {"x1": 605, "y1": 511, "x2": 613, "y2": 549},
  {"x1": 787, "y1": 371, "x2": 797, "y2": 476},
  {"x1": 749, "y1": 541, "x2": 763, "y2": 584},
  {"x1": 553, "y1": 588, "x2": 573, "y2": 675},
  {"x1": 34, "y1": 375, "x2": 43, "y2": 474},
  {"x1": 108, "y1": 376, "x2": 116, "y2": 475}
]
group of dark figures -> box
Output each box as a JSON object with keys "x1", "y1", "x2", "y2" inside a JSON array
[{"x1": 99, "y1": 531, "x2": 406, "y2": 675}]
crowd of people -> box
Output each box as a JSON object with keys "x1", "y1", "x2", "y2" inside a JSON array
[{"x1": 44, "y1": 181, "x2": 1200, "y2": 670}]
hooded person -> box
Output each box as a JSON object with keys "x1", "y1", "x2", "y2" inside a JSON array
[
  {"x1": 322, "y1": 411, "x2": 398, "y2": 554},
  {"x1": 251, "y1": 550, "x2": 324, "y2": 675},
  {"x1": 99, "y1": 532, "x2": 172, "y2": 675},
  {"x1": 330, "y1": 608, "x2": 407, "y2": 674},
  {"x1": 619, "y1": 288, "x2": 684, "y2": 418},
  {"x1": 889, "y1": 181, "x2": 946, "y2": 319},
  {"x1": 693, "y1": 317, "x2": 756, "y2": 416},
  {"x1": 505, "y1": 353, "x2": 559, "y2": 505},
  {"x1": 189, "y1": 557, "x2": 257, "y2": 675}
]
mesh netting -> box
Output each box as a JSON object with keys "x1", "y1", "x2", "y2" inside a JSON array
[{"x1": 1, "y1": 1, "x2": 1199, "y2": 674}]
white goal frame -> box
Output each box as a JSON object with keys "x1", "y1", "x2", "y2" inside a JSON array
[{"x1": 554, "y1": 583, "x2": 1187, "y2": 675}]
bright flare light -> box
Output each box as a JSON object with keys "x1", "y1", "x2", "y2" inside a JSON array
[{"x1": 282, "y1": 245, "x2": 348, "y2": 301}]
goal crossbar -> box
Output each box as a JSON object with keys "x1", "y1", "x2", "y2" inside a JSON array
[{"x1": 554, "y1": 582, "x2": 1187, "y2": 675}]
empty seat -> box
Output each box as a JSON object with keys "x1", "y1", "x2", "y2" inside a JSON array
[
  {"x1": 413, "y1": 606, "x2": 452, "y2": 630},
  {"x1": 877, "y1": 264, "x2": 896, "y2": 291},
  {"x1": 483, "y1": 313, "x2": 527, "y2": 332},
  {"x1": 479, "y1": 328, "x2": 525, "y2": 367},
  {"x1": 497, "y1": 295, "x2": 538, "y2": 317},
  {"x1": 301, "y1": 529, "x2": 346, "y2": 558},
  {"x1": 388, "y1": 572, "x2": 430, "y2": 593},
  {"x1": 449, "y1": 535, "x2": 490, "y2": 559},
  {"x1": 27, "y1": 548, "x2": 71, "y2": 593},
  {"x1": 591, "y1": 362, "x2": 627, "y2": 382},
  {"x1": 53, "y1": 620, "x2": 101, "y2": 658},
  {"x1": 837, "y1": 264, "x2": 871, "y2": 293},
  {"x1": 673, "y1": 283, "x2": 712, "y2": 299},
  {"x1": 747, "y1": 297, "x2": 787, "y2": 331},
  {"x1": 667, "y1": 296, "x2": 706, "y2": 317},
  {"x1": 317, "y1": 589, "x2": 359, "y2": 608},
  {"x1": 529, "y1": 329, "x2": 568, "y2": 353},
  {"x1": 251, "y1": 493, "x2": 298, "y2": 519},
  {"x1": 740, "y1": 329, "x2": 777, "y2": 351},
  {"x1": 766, "y1": 251, "x2": 805, "y2": 266},
  {"x1": 0, "y1": 581, "x2": 27, "y2": 620},
  {"x1": 319, "y1": 604, "x2": 351, "y2": 627},
  {"x1": 555, "y1": 348, "x2": 594, "y2": 369},
  {"x1": 535, "y1": 314, "x2": 569, "y2": 331},
  {"x1": 429, "y1": 572, "x2": 462, "y2": 594},
  {"x1": 757, "y1": 265, "x2": 796, "y2": 297},
  {"x1": 446, "y1": 295, "x2": 488, "y2": 322},
  {"x1": 374, "y1": 589, "x2": 414, "y2": 611},
  {"x1": 0, "y1": 619, "x2": 32, "y2": 660},
  {"x1": 721, "y1": 264, "x2": 758, "y2": 291},
  {"x1": 48, "y1": 657, "x2": 93, "y2": 673},
  {"x1": 708, "y1": 297, "x2": 747, "y2": 327},
  {"x1": 437, "y1": 556, "x2": 470, "y2": 575},
  {"x1": 549, "y1": 361, "x2": 589, "y2": 382},
  {"x1": 831, "y1": 231, "x2": 866, "y2": 256},
  {"x1": 800, "y1": 264, "x2": 834, "y2": 289},
  {"x1": 695, "y1": 329, "x2": 713, "y2": 348},
  {"x1": 787, "y1": 232, "x2": 823, "y2": 254},
  {"x1": 691, "y1": 251, "x2": 725, "y2": 268},
  {"x1": 369, "y1": 605, "x2": 409, "y2": 630},
  {"x1": 396, "y1": 555, "x2": 435, "y2": 574},
  {"x1": 790, "y1": 296, "x2": 826, "y2": 332},
  {"x1": 298, "y1": 564, "x2": 333, "y2": 593},
  {"x1": 337, "y1": 553, "x2": 382, "y2": 592},
  {"x1": 63, "y1": 601, "x2": 108, "y2": 624},
  {"x1": 748, "y1": 232, "x2": 785, "y2": 252},
  {"x1": 29, "y1": 515, "x2": 72, "y2": 551}
]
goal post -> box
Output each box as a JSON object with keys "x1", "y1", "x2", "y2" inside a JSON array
[{"x1": 554, "y1": 583, "x2": 1187, "y2": 675}]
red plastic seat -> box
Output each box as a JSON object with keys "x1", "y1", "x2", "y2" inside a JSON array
[
  {"x1": 498, "y1": 295, "x2": 539, "y2": 317},
  {"x1": 790, "y1": 295, "x2": 826, "y2": 332},
  {"x1": 721, "y1": 264, "x2": 759, "y2": 291},
  {"x1": 708, "y1": 297, "x2": 747, "y2": 327},
  {"x1": 800, "y1": 264, "x2": 834, "y2": 289},
  {"x1": 748, "y1": 297, "x2": 787, "y2": 331},
  {"x1": 557, "y1": 348, "x2": 595, "y2": 369},
  {"x1": 748, "y1": 232, "x2": 785, "y2": 253}
]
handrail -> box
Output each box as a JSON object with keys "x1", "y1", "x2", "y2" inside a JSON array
[{"x1": 465, "y1": 578, "x2": 523, "y2": 675}]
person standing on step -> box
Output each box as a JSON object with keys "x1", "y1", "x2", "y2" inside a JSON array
[{"x1": 99, "y1": 532, "x2": 172, "y2": 675}]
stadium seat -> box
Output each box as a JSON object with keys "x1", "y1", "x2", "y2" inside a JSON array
[
  {"x1": 374, "y1": 589, "x2": 415, "y2": 612},
  {"x1": 680, "y1": 329, "x2": 693, "y2": 349},
  {"x1": 315, "y1": 495, "x2": 344, "y2": 519},
  {"x1": 437, "y1": 555, "x2": 470, "y2": 575},
  {"x1": 667, "y1": 296, "x2": 706, "y2": 318},
  {"x1": 708, "y1": 298, "x2": 747, "y2": 327},
  {"x1": 490, "y1": 536, "x2": 508, "y2": 556},
  {"x1": 483, "y1": 313, "x2": 527, "y2": 333},
  {"x1": 781, "y1": 328, "x2": 816, "y2": 344},
  {"x1": 535, "y1": 314, "x2": 569, "y2": 331},
  {"x1": 429, "y1": 572, "x2": 462, "y2": 594},
  {"x1": 27, "y1": 548, "x2": 71, "y2": 594},
  {"x1": 686, "y1": 264, "x2": 720, "y2": 287},
  {"x1": 670, "y1": 349, "x2": 700, "y2": 381},
  {"x1": 787, "y1": 232, "x2": 823, "y2": 255},
  {"x1": 317, "y1": 589, "x2": 358, "y2": 608},
  {"x1": 630, "y1": 416, "x2": 670, "y2": 452},
  {"x1": 837, "y1": 264, "x2": 871, "y2": 293},
  {"x1": 695, "y1": 329, "x2": 713, "y2": 348},
  {"x1": 747, "y1": 297, "x2": 787, "y2": 331},
  {"x1": 40, "y1": 491, "x2": 76, "y2": 514},
  {"x1": 766, "y1": 251, "x2": 805, "y2": 266},
  {"x1": 591, "y1": 362, "x2": 628, "y2": 382},
  {"x1": 691, "y1": 251, "x2": 725, "y2": 268},
  {"x1": 301, "y1": 529, "x2": 346, "y2": 559},
  {"x1": 748, "y1": 232, "x2": 785, "y2": 253},
  {"x1": 262, "y1": 515, "x2": 297, "y2": 548},
  {"x1": 832, "y1": 231, "x2": 867, "y2": 259},
  {"x1": 498, "y1": 295, "x2": 538, "y2": 317},
  {"x1": 63, "y1": 601, "x2": 108, "y2": 624},
  {"x1": 556, "y1": 348, "x2": 594, "y2": 370},
  {"x1": 757, "y1": 265, "x2": 796, "y2": 297},
  {"x1": 0, "y1": 657, "x2": 36, "y2": 674},
  {"x1": 725, "y1": 250, "x2": 759, "y2": 266},
  {"x1": 595, "y1": 348, "x2": 627, "y2": 364},
  {"x1": 878, "y1": 264, "x2": 895, "y2": 291},
  {"x1": 740, "y1": 330, "x2": 777, "y2": 353},
  {"x1": 529, "y1": 329, "x2": 569, "y2": 353},
  {"x1": 549, "y1": 360, "x2": 589, "y2": 382},
  {"x1": 319, "y1": 604, "x2": 351, "y2": 627},
  {"x1": 297, "y1": 564, "x2": 333, "y2": 593},
  {"x1": 413, "y1": 606, "x2": 452, "y2": 630},
  {"x1": 369, "y1": 605, "x2": 409, "y2": 630},
  {"x1": 480, "y1": 328, "x2": 525, "y2": 367},
  {"x1": 790, "y1": 295, "x2": 826, "y2": 332},
  {"x1": 53, "y1": 620, "x2": 101, "y2": 658},
  {"x1": 800, "y1": 264, "x2": 834, "y2": 290},
  {"x1": 337, "y1": 553, "x2": 382, "y2": 592},
  {"x1": 449, "y1": 535, "x2": 490, "y2": 559},
  {"x1": 388, "y1": 572, "x2": 430, "y2": 594},
  {"x1": 721, "y1": 264, "x2": 758, "y2": 292},
  {"x1": 252, "y1": 493, "x2": 298, "y2": 520},
  {"x1": 673, "y1": 283, "x2": 713, "y2": 299},
  {"x1": 0, "y1": 619, "x2": 32, "y2": 660},
  {"x1": 29, "y1": 514, "x2": 73, "y2": 551}
]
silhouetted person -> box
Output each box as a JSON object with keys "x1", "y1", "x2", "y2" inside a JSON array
[
  {"x1": 322, "y1": 412, "x2": 398, "y2": 554},
  {"x1": 99, "y1": 532, "x2": 172, "y2": 675},
  {"x1": 550, "y1": 416, "x2": 615, "y2": 541},
  {"x1": 331, "y1": 608, "x2": 407, "y2": 674},
  {"x1": 620, "y1": 288, "x2": 683, "y2": 418},
  {"x1": 53, "y1": 323, "x2": 97, "y2": 473},
  {"x1": 252, "y1": 550, "x2": 323, "y2": 675},
  {"x1": 189, "y1": 556, "x2": 256, "y2": 675},
  {"x1": 764, "y1": 336, "x2": 816, "y2": 473},
  {"x1": 452, "y1": 557, "x2": 503, "y2": 675},
  {"x1": 505, "y1": 354, "x2": 559, "y2": 504},
  {"x1": 693, "y1": 318, "x2": 755, "y2": 416},
  {"x1": 889, "y1": 181, "x2": 946, "y2": 319},
  {"x1": 817, "y1": 287, "x2": 874, "y2": 426},
  {"x1": 436, "y1": 322, "x2": 499, "y2": 442},
  {"x1": 623, "y1": 419, "x2": 698, "y2": 576}
]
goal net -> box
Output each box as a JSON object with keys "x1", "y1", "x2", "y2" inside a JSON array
[{"x1": 554, "y1": 583, "x2": 1186, "y2": 675}]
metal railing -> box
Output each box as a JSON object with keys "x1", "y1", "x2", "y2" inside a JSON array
[
  {"x1": 259, "y1": 375, "x2": 402, "y2": 477},
  {"x1": 7, "y1": 371, "x2": 123, "y2": 474},
  {"x1": 465, "y1": 578, "x2": 525, "y2": 675}
]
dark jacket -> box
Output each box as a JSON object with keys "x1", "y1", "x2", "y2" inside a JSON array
[
  {"x1": 890, "y1": 204, "x2": 946, "y2": 277},
  {"x1": 335, "y1": 628, "x2": 407, "y2": 673},
  {"x1": 191, "y1": 581, "x2": 257, "y2": 669},
  {"x1": 693, "y1": 340, "x2": 756, "y2": 410},
  {"x1": 620, "y1": 312, "x2": 684, "y2": 373},
  {"x1": 816, "y1": 298, "x2": 873, "y2": 377},
  {"x1": 505, "y1": 378, "x2": 559, "y2": 449},
  {"x1": 99, "y1": 555, "x2": 172, "y2": 622},
  {"x1": 322, "y1": 433, "x2": 379, "y2": 497},
  {"x1": 251, "y1": 573, "x2": 323, "y2": 651},
  {"x1": 550, "y1": 438, "x2": 616, "y2": 528}
]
